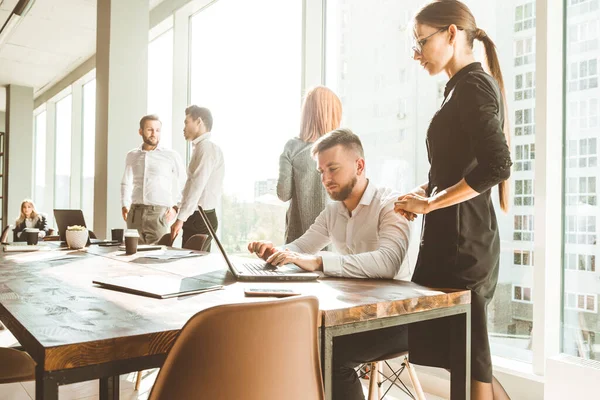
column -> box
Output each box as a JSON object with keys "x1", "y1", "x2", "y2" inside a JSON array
[
  {"x1": 6, "y1": 85, "x2": 34, "y2": 223},
  {"x1": 95, "y1": 0, "x2": 150, "y2": 239}
]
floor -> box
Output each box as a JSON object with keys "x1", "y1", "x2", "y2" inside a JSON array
[{"x1": 0, "y1": 326, "x2": 444, "y2": 400}]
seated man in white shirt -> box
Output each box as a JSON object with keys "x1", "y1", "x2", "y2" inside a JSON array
[
  {"x1": 121, "y1": 114, "x2": 186, "y2": 244},
  {"x1": 248, "y1": 128, "x2": 412, "y2": 400}
]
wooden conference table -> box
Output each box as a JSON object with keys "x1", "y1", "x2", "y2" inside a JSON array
[{"x1": 0, "y1": 244, "x2": 471, "y2": 400}]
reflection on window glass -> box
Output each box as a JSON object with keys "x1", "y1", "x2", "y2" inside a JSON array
[
  {"x1": 55, "y1": 95, "x2": 72, "y2": 209},
  {"x1": 190, "y1": 0, "x2": 301, "y2": 252},
  {"x1": 564, "y1": 0, "x2": 600, "y2": 361},
  {"x1": 82, "y1": 79, "x2": 96, "y2": 228},
  {"x1": 325, "y1": 0, "x2": 536, "y2": 363},
  {"x1": 148, "y1": 29, "x2": 173, "y2": 149}
]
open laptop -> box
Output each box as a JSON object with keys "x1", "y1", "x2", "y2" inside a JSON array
[
  {"x1": 54, "y1": 209, "x2": 115, "y2": 245},
  {"x1": 198, "y1": 206, "x2": 319, "y2": 281},
  {"x1": 92, "y1": 275, "x2": 223, "y2": 299},
  {"x1": 54, "y1": 209, "x2": 88, "y2": 242}
]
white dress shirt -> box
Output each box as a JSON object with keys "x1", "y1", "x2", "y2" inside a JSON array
[
  {"x1": 177, "y1": 133, "x2": 225, "y2": 221},
  {"x1": 121, "y1": 145, "x2": 186, "y2": 209},
  {"x1": 286, "y1": 181, "x2": 412, "y2": 279}
]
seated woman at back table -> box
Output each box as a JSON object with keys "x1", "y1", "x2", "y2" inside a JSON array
[{"x1": 13, "y1": 199, "x2": 51, "y2": 241}]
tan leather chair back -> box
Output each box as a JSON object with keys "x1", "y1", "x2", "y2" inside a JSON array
[
  {"x1": 183, "y1": 234, "x2": 209, "y2": 251},
  {"x1": 149, "y1": 296, "x2": 324, "y2": 400}
]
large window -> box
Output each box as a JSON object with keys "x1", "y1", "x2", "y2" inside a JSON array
[
  {"x1": 189, "y1": 0, "x2": 302, "y2": 253},
  {"x1": 81, "y1": 79, "x2": 96, "y2": 228},
  {"x1": 54, "y1": 95, "x2": 72, "y2": 209},
  {"x1": 148, "y1": 29, "x2": 174, "y2": 149},
  {"x1": 325, "y1": 0, "x2": 424, "y2": 196},
  {"x1": 514, "y1": 2, "x2": 536, "y2": 32},
  {"x1": 325, "y1": 0, "x2": 536, "y2": 363},
  {"x1": 564, "y1": 0, "x2": 600, "y2": 361},
  {"x1": 33, "y1": 111, "x2": 47, "y2": 211}
]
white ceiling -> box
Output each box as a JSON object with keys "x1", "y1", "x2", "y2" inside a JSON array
[{"x1": 0, "y1": 0, "x2": 167, "y2": 113}]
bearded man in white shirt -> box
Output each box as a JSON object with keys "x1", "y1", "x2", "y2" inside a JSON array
[
  {"x1": 171, "y1": 106, "x2": 225, "y2": 249},
  {"x1": 121, "y1": 114, "x2": 186, "y2": 244},
  {"x1": 248, "y1": 128, "x2": 412, "y2": 400}
]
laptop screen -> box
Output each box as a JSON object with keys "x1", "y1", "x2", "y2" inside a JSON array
[
  {"x1": 197, "y1": 206, "x2": 239, "y2": 277},
  {"x1": 54, "y1": 209, "x2": 87, "y2": 241}
]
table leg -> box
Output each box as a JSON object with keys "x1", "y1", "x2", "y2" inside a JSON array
[
  {"x1": 319, "y1": 326, "x2": 324, "y2": 381},
  {"x1": 323, "y1": 328, "x2": 334, "y2": 400},
  {"x1": 450, "y1": 307, "x2": 471, "y2": 400},
  {"x1": 35, "y1": 366, "x2": 58, "y2": 400},
  {"x1": 99, "y1": 375, "x2": 120, "y2": 400}
]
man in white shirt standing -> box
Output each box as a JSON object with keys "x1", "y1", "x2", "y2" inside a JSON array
[
  {"x1": 248, "y1": 128, "x2": 412, "y2": 400},
  {"x1": 171, "y1": 106, "x2": 224, "y2": 249},
  {"x1": 121, "y1": 114, "x2": 186, "y2": 244}
]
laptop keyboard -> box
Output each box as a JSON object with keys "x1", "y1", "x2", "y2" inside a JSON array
[{"x1": 241, "y1": 262, "x2": 283, "y2": 275}]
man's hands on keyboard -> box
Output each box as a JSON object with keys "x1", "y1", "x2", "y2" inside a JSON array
[
  {"x1": 247, "y1": 240, "x2": 276, "y2": 261},
  {"x1": 265, "y1": 249, "x2": 323, "y2": 272}
]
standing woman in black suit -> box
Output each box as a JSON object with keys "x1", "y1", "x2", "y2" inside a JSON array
[
  {"x1": 394, "y1": 1, "x2": 511, "y2": 399},
  {"x1": 13, "y1": 199, "x2": 50, "y2": 241}
]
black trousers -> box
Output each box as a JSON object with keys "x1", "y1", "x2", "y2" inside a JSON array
[
  {"x1": 333, "y1": 325, "x2": 408, "y2": 400},
  {"x1": 182, "y1": 209, "x2": 218, "y2": 250}
]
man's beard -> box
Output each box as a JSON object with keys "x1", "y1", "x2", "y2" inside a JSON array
[
  {"x1": 328, "y1": 176, "x2": 357, "y2": 201},
  {"x1": 143, "y1": 136, "x2": 158, "y2": 146}
]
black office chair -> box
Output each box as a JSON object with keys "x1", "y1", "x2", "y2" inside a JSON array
[
  {"x1": 156, "y1": 233, "x2": 174, "y2": 246},
  {"x1": 1, "y1": 225, "x2": 10, "y2": 243},
  {"x1": 183, "y1": 234, "x2": 210, "y2": 252}
]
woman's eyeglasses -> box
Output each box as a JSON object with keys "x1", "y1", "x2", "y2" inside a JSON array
[{"x1": 412, "y1": 26, "x2": 449, "y2": 55}]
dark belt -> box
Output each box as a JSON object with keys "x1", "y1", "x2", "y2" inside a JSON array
[{"x1": 131, "y1": 204, "x2": 169, "y2": 211}]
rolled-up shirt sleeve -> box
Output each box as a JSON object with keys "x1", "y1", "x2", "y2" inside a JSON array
[
  {"x1": 458, "y1": 76, "x2": 512, "y2": 193},
  {"x1": 172, "y1": 151, "x2": 186, "y2": 206},
  {"x1": 121, "y1": 153, "x2": 133, "y2": 209},
  {"x1": 286, "y1": 209, "x2": 331, "y2": 254},
  {"x1": 178, "y1": 144, "x2": 216, "y2": 222}
]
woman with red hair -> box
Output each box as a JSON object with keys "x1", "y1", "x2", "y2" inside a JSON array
[{"x1": 277, "y1": 86, "x2": 343, "y2": 244}]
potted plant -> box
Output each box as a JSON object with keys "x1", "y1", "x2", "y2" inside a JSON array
[{"x1": 65, "y1": 225, "x2": 88, "y2": 249}]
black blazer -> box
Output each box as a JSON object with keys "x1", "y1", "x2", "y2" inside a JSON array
[{"x1": 13, "y1": 215, "x2": 50, "y2": 242}]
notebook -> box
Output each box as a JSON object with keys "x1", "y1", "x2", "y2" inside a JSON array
[
  {"x1": 3, "y1": 244, "x2": 49, "y2": 252},
  {"x1": 92, "y1": 275, "x2": 223, "y2": 299},
  {"x1": 117, "y1": 244, "x2": 163, "y2": 252}
]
